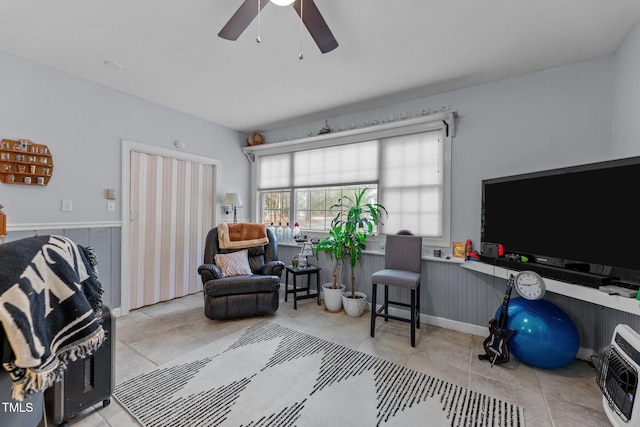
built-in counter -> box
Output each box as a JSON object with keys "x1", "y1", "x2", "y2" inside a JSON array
[{"x1": 462, "y1": 261, "x2": 640, "y2": 315}]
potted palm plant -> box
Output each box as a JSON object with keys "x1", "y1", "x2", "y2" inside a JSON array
[
  {"x1": 317, "y1": 188, "x2": 387, "y2": 316},
  {"x1": 315, "y1": 223, "x2": 347, "y2": 311}
]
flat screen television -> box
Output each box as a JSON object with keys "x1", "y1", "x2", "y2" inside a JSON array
[{"x1": 481, "y1": 155, "x2": 640, "y2": 288}]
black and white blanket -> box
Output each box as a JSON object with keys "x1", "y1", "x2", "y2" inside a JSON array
[{"x1": 0, "y1": 235, "x2": 105, "y2": 400}]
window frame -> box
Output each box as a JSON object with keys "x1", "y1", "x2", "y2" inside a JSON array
[{"x1": 244, "y1": 112, "x2": 456, "y2": 247}]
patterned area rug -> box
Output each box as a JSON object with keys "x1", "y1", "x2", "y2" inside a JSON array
[{"x1": 115, "y1": 321, "x2": 524, "y2": 427}]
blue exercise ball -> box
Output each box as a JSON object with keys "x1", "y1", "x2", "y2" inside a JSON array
[{"x1": 494, "y1": 298, "x2": 579, "y2": 369}]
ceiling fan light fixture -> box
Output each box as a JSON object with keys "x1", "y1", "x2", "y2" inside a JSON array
[
  {"x1": 219, "y1": 0, "x2": 338, "y2": 54},
  {"x1": 271, "y1": 0, "x2": 295, "y2": 6}
]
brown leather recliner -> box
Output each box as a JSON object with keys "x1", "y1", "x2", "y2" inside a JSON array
[{"x1": 198, "y1": 226, "x2": 284, "y2": 319}]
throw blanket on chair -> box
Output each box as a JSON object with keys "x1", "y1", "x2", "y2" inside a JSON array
[
  {"x1": 0, "y1": 235, "x2": 105, "y2": 401},
  {"x1": 218, "y1": 223, "x2": 268, "y2": 249}
]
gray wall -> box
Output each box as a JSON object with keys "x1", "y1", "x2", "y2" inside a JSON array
[
  {"x1": 264, "y1": 55, "x2": 618, "y2": 250},
  {"x1": 264, "y1": 20, "x2": 640, "y2": 251},
  {"x1": 613, "y1": 19, "x2": 640, "y2": 155},
  {"x1": 0, "y1": 50, "x2": 248, "y2": 225}
]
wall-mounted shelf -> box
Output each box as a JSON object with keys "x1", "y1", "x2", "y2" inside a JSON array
[
  {"x1": 462, "y1": 260, "x2": 640, "y2": 315},
  {"x1": 0, "y1": 139, "x2": 53, "y2": 186},
  {"x1": 241, "y1": 111, "x2": 457, "y2": 162}
]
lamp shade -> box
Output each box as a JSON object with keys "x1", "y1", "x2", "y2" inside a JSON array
[
  {"x1": 223, "y1": 192, "x2": 243, "y2": 207},
  {"x1": 300, "y1": 242, "x2": 314, "y2": 257}
]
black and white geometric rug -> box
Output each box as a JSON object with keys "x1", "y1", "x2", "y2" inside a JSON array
[{"x1": 115, "y1": 321, "x2": 524, "y2": 426}]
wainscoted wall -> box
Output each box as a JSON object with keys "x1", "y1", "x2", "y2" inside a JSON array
[
  {"x1": 3, "y1": 225, "x2": 121, "y2": 312},
  {"x1": 279, "y1": 244, "x2": 640, "y2": 358},
  {"x1": 3, "y1": 229, "x2": 636, "y2": 358}
]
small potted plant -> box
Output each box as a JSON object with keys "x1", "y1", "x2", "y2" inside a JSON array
[{"x1": 316, "y1": 188, "x2": 387, "y2": 316}]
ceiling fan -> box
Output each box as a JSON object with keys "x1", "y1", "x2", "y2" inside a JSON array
[{"x1": 218, "y1": 0, "x2": 338, "y2": 54}]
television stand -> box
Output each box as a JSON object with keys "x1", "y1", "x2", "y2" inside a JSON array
[
  {"x1": 478, "y1": 255, "x2": 611, "y2": 289},
  {"x1": 462, "y1": 261, "x2": 640, "y2": 315}
]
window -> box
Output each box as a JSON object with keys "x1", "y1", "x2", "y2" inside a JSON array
[
  {"x1": 260, "y1": 186, "x2": 377, "y2": 232},
  {"x1": 294, "y1": 185, "x2": 376, "y2": 231},
  {"x1": 261, "y1": 190, "x2": 290, "y2": 227},
  {"x1": 248, "y1": 113, "x2": 454, "y2": 247}
]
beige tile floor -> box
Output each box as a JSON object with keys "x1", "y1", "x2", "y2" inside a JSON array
[{"x1": 49, "y1": 290, "x2": 611, "y2": 427}]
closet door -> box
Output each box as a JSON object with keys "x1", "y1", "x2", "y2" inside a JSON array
[{"x1": 129, "y1": 151, "x2": 214, "y2": 309}]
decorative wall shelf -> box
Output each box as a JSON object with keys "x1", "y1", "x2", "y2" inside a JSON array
[
  {"x1": 0, "y1": 139, "x2": 53, "y2": 186},
  {"x1": 241, "y1": 111, "x2": 457, "y2": 163}
]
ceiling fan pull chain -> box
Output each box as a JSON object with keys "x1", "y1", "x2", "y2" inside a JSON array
[
  {"x1": 256, "y1": 0, "x2": 262, "y2": 43},
  {"x1": 298, "y1": 0, "x2": 304, "y2": 59}
]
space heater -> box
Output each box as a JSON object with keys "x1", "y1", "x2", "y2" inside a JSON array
[{"x1": 597, "y1": 324, "x2": 640, "y2": 426}]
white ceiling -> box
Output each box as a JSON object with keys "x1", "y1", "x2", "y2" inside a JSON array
[{"x1": 1, "y1": 0, "x2": 639, "y2": 133}]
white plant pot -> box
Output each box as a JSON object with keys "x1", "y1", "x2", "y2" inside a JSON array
[
  {"x1": 322, "y1": 283, "x2": 346, "y2": 312},
  {"x1": 342, "y1": 291, "x2": 368, "y2": 317}
]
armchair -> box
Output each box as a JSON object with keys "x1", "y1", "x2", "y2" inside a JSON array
[{"x1": 198, "y1": 226, "x2": 285, "y2": 319}]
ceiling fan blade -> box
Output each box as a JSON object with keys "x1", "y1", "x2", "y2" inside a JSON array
[
  {"x1": 293, "y1": 0, "x2": 338, "y2": 54},
  {"x1": 219, "y1": 0, "x2": 270, "y2": 41}
]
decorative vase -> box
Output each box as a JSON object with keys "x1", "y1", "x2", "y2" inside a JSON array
[
  {"x1": 322, "y1": 283, "x2": 346, "y2": 312},
  {"x1": 342, "y1": 291, "x2": 368, "y2": 317}
]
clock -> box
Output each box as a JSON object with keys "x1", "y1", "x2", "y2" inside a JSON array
[{"x1": 515, "y1": 270, "x2": 546, "y2": 300}]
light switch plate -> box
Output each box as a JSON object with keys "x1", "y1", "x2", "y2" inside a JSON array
[
  {"x1": 61, "y1": 199, "x2": 73, "y2": 212},
  {"x1": 107, "y1": 201, "x2": 116, "y2": 212}
]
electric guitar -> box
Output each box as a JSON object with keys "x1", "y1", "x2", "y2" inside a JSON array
[{"x1": 479, "y1": 274, "x2": 516, "y2": 366}]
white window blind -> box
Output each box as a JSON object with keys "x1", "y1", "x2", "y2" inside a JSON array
[
  {"x1": 380, "y1": 131, "x2": 443, "y2": 237},
  {"x1": 259, "y1": 153, "x2": 291, "y2": 189},
  {"x1": 294, "y1": 141, "x2": 378, "y2": 187}
]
